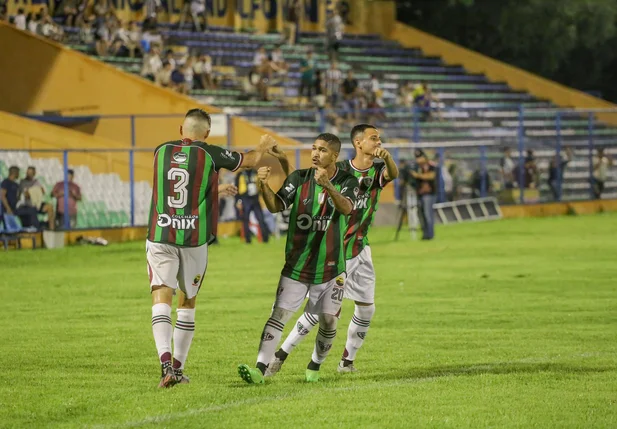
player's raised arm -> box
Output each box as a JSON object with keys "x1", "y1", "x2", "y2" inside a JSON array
[
  {"x1": 257, "y1": 167, "x2": 284, "y2": 213},
  {"x1": 238, "y1": 135, "x2": 278, "y2": 169},
  {"x1": 373, "y1": 147, "x2": 399, "y2": 182},
  {"x1": 268, "y1": 145, "x2": 295, "y2": 176},
  {"x1": 314, "y1": 168, "x2": 358, "y2": 216}
]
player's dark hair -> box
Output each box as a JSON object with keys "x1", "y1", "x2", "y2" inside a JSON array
[
  {"x1": 185, "y1": 108, "x2": 211, "y2": 128},
  {"x1": 350, "y1": 124, "x2": 377, "y2": 143},
  {"x1": 27, "y1": 165, "x2": 36, "y2": 171},
  {"x1": 8, "y1": 166, "x2": 19, "y2": 176},
  {"x1": 316, "y1": 133, "x2": 341, "y2": 153}
]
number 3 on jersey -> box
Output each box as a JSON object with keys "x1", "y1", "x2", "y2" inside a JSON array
[{"x1": 168, "y1": 168, "x2": 189, "y2": 208}]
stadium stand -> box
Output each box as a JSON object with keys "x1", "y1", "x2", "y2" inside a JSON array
[{"x1": 53, "y1": 22, "x2": 616, "y2": 202}]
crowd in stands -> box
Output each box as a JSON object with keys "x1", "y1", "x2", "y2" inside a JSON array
[{"x1": 1, "y1": 166, "x2": 81, "y2": 233}]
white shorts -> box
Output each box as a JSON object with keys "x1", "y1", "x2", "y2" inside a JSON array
[
  {"x1": 344, "y1": 246, "x2": 375, "y2": 303},
  {"x1": 146, "y1": 240, "x2": 208, "y2": 300},
  {"x1": 275, "y1": 274, "x2": 347, "y2": 316}
]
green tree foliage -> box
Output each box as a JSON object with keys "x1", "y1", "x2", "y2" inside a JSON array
[{"x1": 398, "y1": 0, "x2": 617, "y2": 102}]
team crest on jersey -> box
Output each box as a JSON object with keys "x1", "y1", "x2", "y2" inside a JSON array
[
  {"x1": 336, "y1": 276, "x2": 345, "y2": 286},
  {"x1": 172, "y1": 152, "x2": 188, "y2": 164},
  {"x1": 192, "y1": 274, "x2": 202, "y2": 287},
  {"x1": 359, "y1": 176, "x2": 374, "y2": 191},
  {"x1": 318, "y1": 192, "x2": 334, "y2": 207}
]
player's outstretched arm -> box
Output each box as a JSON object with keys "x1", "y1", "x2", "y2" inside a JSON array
[
  {"x1": 315, "y1": 168, "x2": 354, "y2": 215},
  {"x1": 268, "y1": 145, "x2": 294, "y2": 176},
  {"x1": 374, "y1": 148, "x2": 399, "y2": 181},
  {"x1": 257, "y1": 167, "x2": 285, "y2": 213},
  {"x1": 239, "y1": 134, "x2": 277, "y2": 169}
]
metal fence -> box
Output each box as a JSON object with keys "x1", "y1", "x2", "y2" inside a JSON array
[{"x1": 1, "y1": 106, "x2": 616, "y2": 231}]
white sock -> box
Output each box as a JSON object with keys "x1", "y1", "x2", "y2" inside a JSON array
[
  {"x1": 311, "y1": 314, "x2": 337, "y2": 365},
  {"x1": 173, "y1": 308, "x2": 196, "y2": 370},
  {"x1": 257, "y1": 307, "x2": 293, "y2": 367},
  {"x1": 343, "y1": 304, "x2": 375, "y2": 362},
  {"x1": 152, "y1": 303, "x2": 173, "y2": 363},
  {"x1": 281, "y1": 312, "x2": 319, "y2": 354}
]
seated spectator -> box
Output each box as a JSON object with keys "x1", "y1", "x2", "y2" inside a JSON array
[
  {"x1": 368, "y1": 74, "x2": 380, "y2": 102},
  {"x1": 79, "y1": 16, "x2": 94, "y2": 44},
  {"x1": 171, "y1": 65, "x2": 187, "y2": 94},
  {"x1": 270, "y1": 46, "x2": 289, "y2": 75},
  {"x1": 155, "y1": 61, "x2": 173, "y2": 87},
  {"x1": 41, "y1": 15, "x2": 65, "y2": 42},
  {"x1": 163, "y1": 49, "x2": 176, "y2": 69},
  {"x1": 183, "y1": 57, "x2": 195, "y2": 93},
  {"x1": 193, "y1": 54, "x2": 214, "y2": 89},
  {"x1": 55, "y1": 0, "x2": 78, "y2": 26},
  {"x1": 1, "y1": 166, "x2": 21, "y2": 220},
  {"x1": 342, "y1": 70, "x2": 359, "y2": 122},
  {"x1": 93, "y1": 0, "x2": 108, "y2": 19},
  {"x1": 141, "y1": 44, "x2": 162, "y2": 81},
  {"x1": 397, "y1": 82, "x2": 414, "y2": 108},
  {"x1": 19, "y1": 166, "x2": 56, "y2": 230},
  {"x1": 253, "y1": 46, "x2": 267, "y2": 68},
  {"x1": 126, "y1": 21, "x2": 142, "y2": 57},
  {"x1": 93, "y1": 17, "x2": 110, "y2": 56},
  {"x1": 28, "y1": 13, "x2": 42, "y2": 34},
  {"x1": 14, "y1": 8, "x2": 26, "y2": 31},
  {"x1": 52, "y1": 169, "x2": 81, "y2": 229}
]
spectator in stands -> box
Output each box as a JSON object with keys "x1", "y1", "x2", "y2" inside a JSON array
[
  {"x1": 14, "y1": 8, "x2": 26, "y2": 31},
  {"x1": 126, "y1": 21, "x2": 142, "y2": 57},
  {"x1": 548, "y1": 147, "x2": 572, "y2": 201},
  {"x1": 397, "y1": 82, "x2": 414, "y2": 108},
  {"x1": 42, "y1": 15, "x2": 65, "y2": 42},
  {"x1": 270, "y1": 46, "x2": 289, "y2": 77},
  {"x1": 93, "y1": 16, "x2": 110, "y2": 56},
  {"x1": 524, "y1": 150, "x2": 538, "y2": 189},
  {"x1": 156, "y1": 61, "x2": 173, "y2": 87},
  {"x1": 593, "y1": 148, "x2": 613, "y2": 199},
  {"x1": 412, "y1": 82, "x2": 433, "y2": 121},
  {"x1": 253, "y1": 46, "x2": 267, "y2": 68},
  {"x1": 500, "y1": 147, "x2": 515, "y2": 189},
  {"x1": 189, "y1": 0, "x2": 207, "y2": 32},
  {"x1": 93, "y1": 0, "x2": 108, "y2": 19},
  {"x1": 325, "y1": 6, "x2": 344, "y2": 62},
  {"x1": 79, "y1": 16, "x2": 94, "y2": 44},
  {"x1": 52, "y1": 169, "x2": 81, "y2": 229},
  {"x1": 28, "y1": 13, "x2": 42, "y2": 34},
  {"x1": 285, "y1": 0, "x2": 301, "y2": 45},
  {"x1": 314, "y1": 70, "x2": 326, "y2": 112},
  {"x1": 193, "y1": 54, "x2": 214, "y2": 89},
  {"x1": 235, "y1": 169, "x2": 270, "y2": 244},
  {"x1": 54, "y1": 0, "x2": 78, "y2": 27},
  {"x1": 19, "y1": 167, "x2": 56, "y2": 230},
  {"x1": 342, "y1": 70, "x2": 359, "y2": 123},
  {"x1": 1, "y1": 166, "x2": 20, "y2": 219},
  {"x1": 163, "y1": 49, "x2": 176, "y2": 69},
  {"x1": 368, "y1": 74, "x2": 380, "y2": 102},
  {"x1": 299, "y1": 51, "x2": 315, "y2": 104},
  {"x1": 171, "y1": 64, "x2": 187, "y2": 94},
  {"x1": 325, "y1": 61, "x2": 342, "y2": 108},
  {"x1": 411, "y1": 149, "x2": 437, "y2": 240},
  {"x1": 183, "y1": 57, "x2": 195, "y2": 93},
  {"x1": 141, "y1": 44, "x2": 162, "y2": 81}
]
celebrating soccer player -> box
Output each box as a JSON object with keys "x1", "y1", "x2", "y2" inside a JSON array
[
  {"x1": 238, "y1": 133, "x2": 360, "y2": 384},
  {"x1": 266, "y1": 124, "x2": 398, "y2": 376},
  {"x1": 146, "y1": 108, "x2": 276, "y2": 388}
]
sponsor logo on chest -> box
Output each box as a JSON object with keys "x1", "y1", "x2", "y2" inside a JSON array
[{"x1": 157, "y1": 214, "x2": 198, "y2": 229}]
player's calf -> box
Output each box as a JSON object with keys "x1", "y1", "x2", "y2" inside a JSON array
[
  {"x1": 340, "y1": 303, "x2": 375, "y2": 372},
  {"x1": 266, "y1": 312, "x2": 319, "y2": 377},
  {"x1": 306, "y1": 313, "x2": 337, "y2": 382}
]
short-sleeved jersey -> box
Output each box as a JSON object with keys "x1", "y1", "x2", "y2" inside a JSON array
[
  {"x1": 147, "y1": 139, "x2": 243, "y2": 247},
  {"x1": 339, "y1": 159, "x2": 391, "y2": 259},
  {"x1": 276, "y1": 167, "x2": 359, "y2": 284}
]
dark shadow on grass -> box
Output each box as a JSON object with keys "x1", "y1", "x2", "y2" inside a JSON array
[{"x1": 360, "y1": 362, "x2": 615, "y2": 383}]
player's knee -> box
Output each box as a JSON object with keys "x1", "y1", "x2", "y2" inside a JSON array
[
  {"x1": 271, "y1": 307, "x2": 294, "y2": 324},
  {"x1": 319, "y1": 313, "x2": 338, "y2": 330},
  {"x1": 178, "y1": 296, "x2": 196, "y2": 309},
  {"x1": 355, "y1": 302, "x2": 375, "y2": 320}
]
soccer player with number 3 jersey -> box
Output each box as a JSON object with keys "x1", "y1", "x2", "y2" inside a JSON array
[
  {"x1": 146, "y1": 109, "x2": 276, "y2": 388},
  {"x1": 266, "y1": 124, "x2": 398, "y2": 376},
  {"x1": 238, "y1": 133, "x2": 360, "y2": 384}
]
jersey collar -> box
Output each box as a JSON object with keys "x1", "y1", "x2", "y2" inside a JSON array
[{"x1": 350, "y1": 159, "x2": 371, "y2": 172}]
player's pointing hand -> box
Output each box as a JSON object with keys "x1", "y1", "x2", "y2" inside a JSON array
[
  {"x1": 314, "y1": 167, "x2": 330, "y2": 187},
  {"x1": 257, "y1": 167, "x2": 271, "y2": 184},
  {"x1": 373, "y1": 147, "x2": 391, "y2": 160}
]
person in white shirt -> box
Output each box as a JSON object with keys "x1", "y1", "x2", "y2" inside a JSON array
[
  {"x1": 325, "y1": 8, "x2": 344, "y2": 61},
  {"x1": 325, "y1": 61, "x2": 342, "y2": 107},
  {"x1": 500, "y1": 147, "x2": 516, "y2": 189},
  {"x1": 141, "y1": 45, "x2": 163, "y2": 81},
  {"x1": 156, "y1": 62, "x2": 174, "y2": 87},
  {"x1": 28, "y1": 13, "x2": 41, "y2": 34},
  {"x1": 193, "y1": 54, "x2": 214, "y2": 89},
  {"x1": 253, "y1": 46, "x2": 267, "y2": 68},
  {"x1": 593, "y1": 148, "x2": 613, "y2": 199},
  {"x1": 14, "y1": 9, "x2": 26, "y2": 31},
  {"x1": 189, "y1": 0, "x2": 207, "y2": 32}
]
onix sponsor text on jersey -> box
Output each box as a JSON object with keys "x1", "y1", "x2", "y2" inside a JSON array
[
  {"x1": 296, "y1": 214, "x2": 332, "y2": 231},
  {"x1": 157, "y1": 214, "x2": 198, "y2": 229}
]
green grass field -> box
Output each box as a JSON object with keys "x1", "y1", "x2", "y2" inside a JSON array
[{"x1": 1, "y1": 214, "x2": 616, "y2": 428}]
